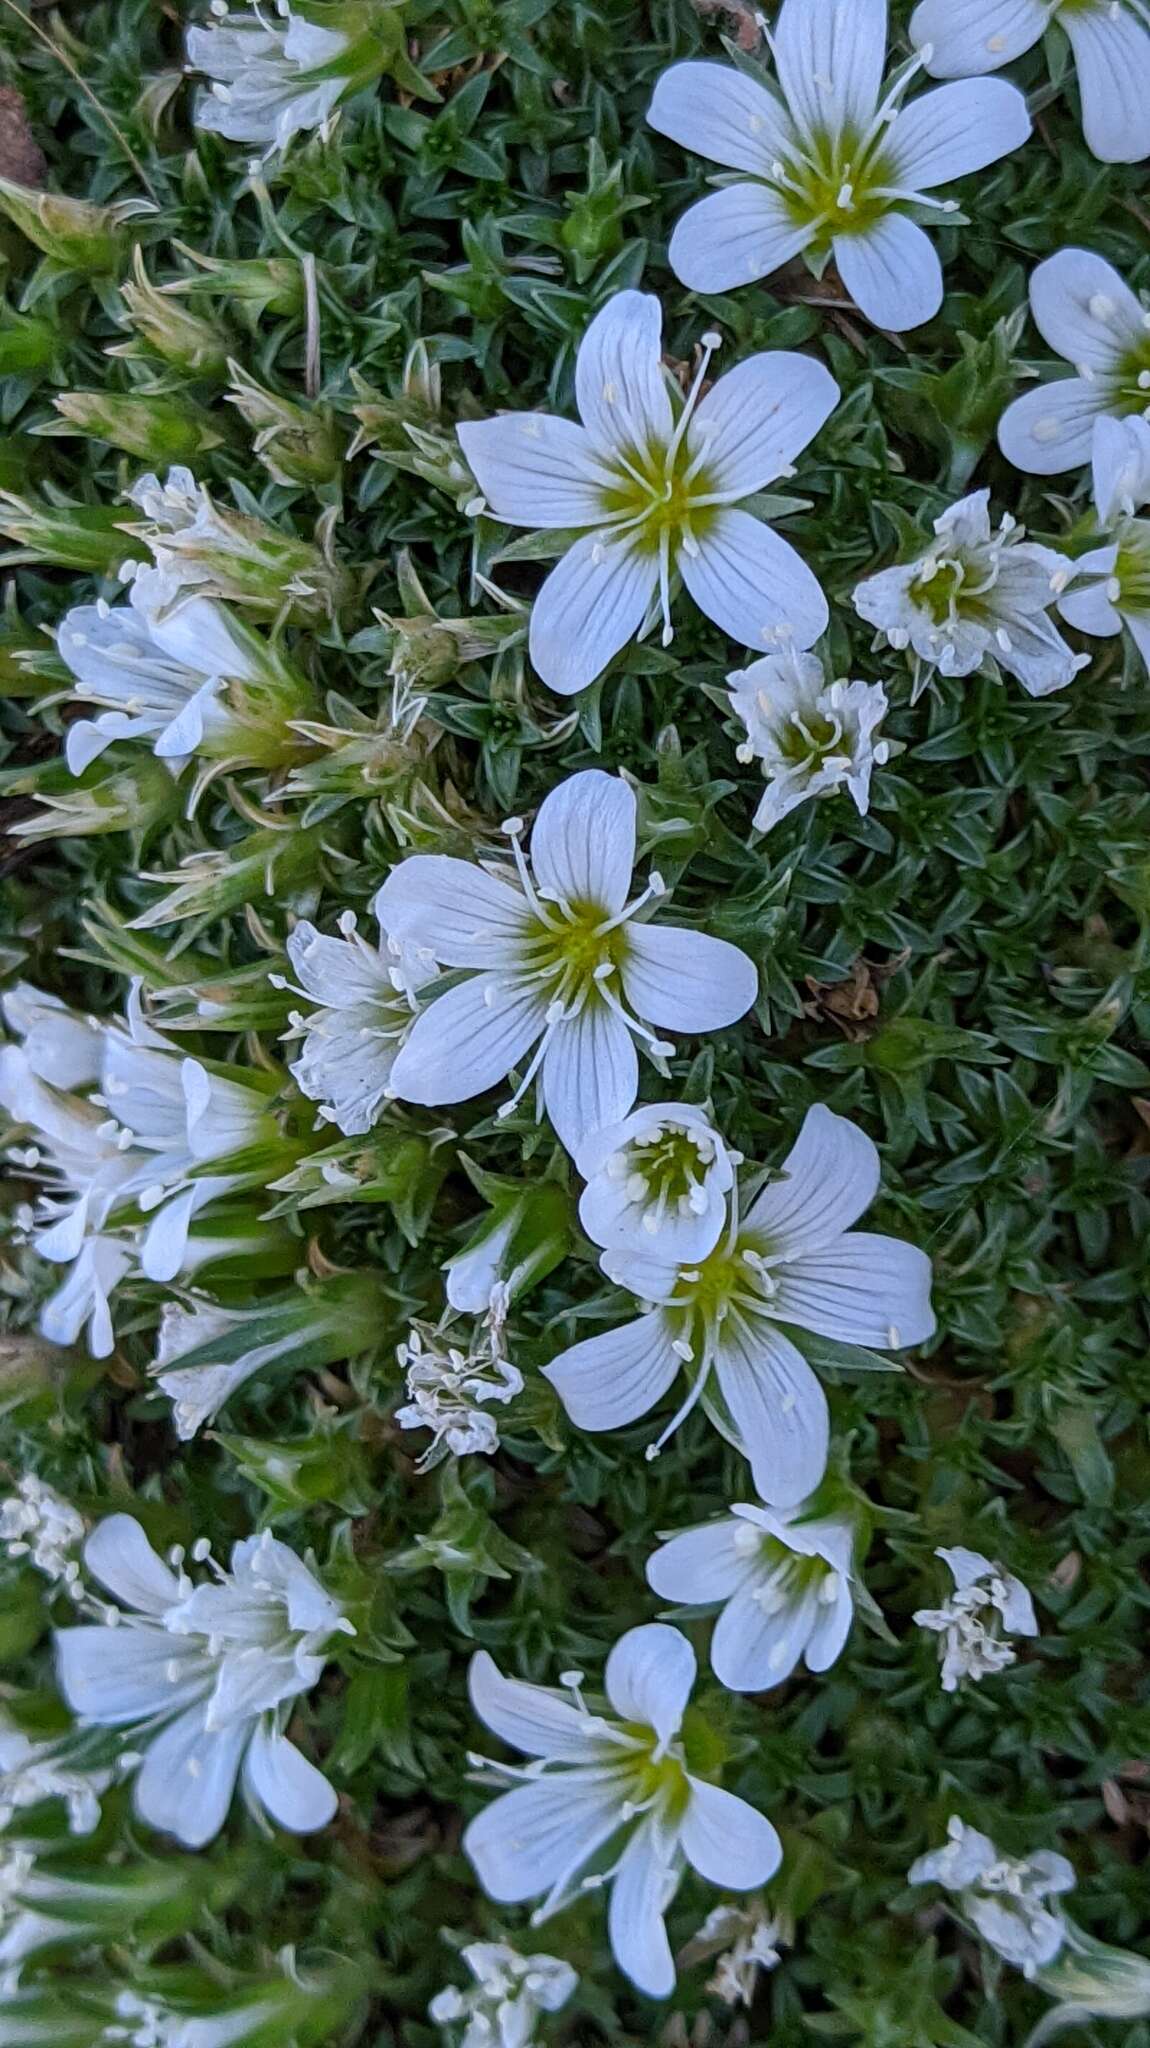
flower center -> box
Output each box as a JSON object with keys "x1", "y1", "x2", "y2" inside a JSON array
[
  {"x1": 775, "y1": 125, "x2": 899, "y2": 247},
  {"x1": 776, "y1": 706, "x2": 843, "y2": 766},
  {"x1": 618, "y1": 1732, "x2": 692, "y2": 1820},
  {"x1": 611, "y1": 1119, "x2": 715, "y2": 1225},
  {"x1": 1112, "y1": 337, "x2": 1150, "y2": 415},
  {"x1": 1111, "y1": 524, "x2": 1150, "y2": 610}
]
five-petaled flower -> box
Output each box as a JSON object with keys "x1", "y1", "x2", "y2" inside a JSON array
[
  {"x1": 375, "y1": 769, "x2": 759, "y2": 1156},
  {"x1": 647, "y1": 0, "x2": 1030, "y2": 331},
  {"x1": 544, "y1": 1105, "x2": 935, "y2": 1506},
  {"x1": 187, "y1": 0, "x2": 349, "y2": 154},
  {"x1": 463, "y1": 1623, "x2": 782, "y2": 1998},
  {"x1": 998, "y1": 249, "x2": 1150, "y2": 475},
  {"x1": 1056, "y1": 414, "x2": 1150, "y2": 674},
  {"x1": 728, "y1": 647, "x2": 892, "y2": 831},
  {"x1": 575, "y1": 1101, "x2": 738, "y2": 1266},
  {"x1": 910, "y1": 0, "x2": 1150, "y2": 166},
  {"x1": 457, "y1": 288, "x2": 838, "y2": 695}
]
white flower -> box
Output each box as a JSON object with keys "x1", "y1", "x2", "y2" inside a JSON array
[
  {"x1": 56, "y1": 582, "x2": 267, "y2": 776},
  {"x1": 910, "y1": 0, "x2": 1150, "y2": 165},
  {"x1": 186, "y1": 1, "x2": 349, "y2": 154},
  {"x1": 375, "y1": 769, "x2": 758, "y2": 1156},
  {"x1": 1, "y1": 983, "x2": 101, "y2": 1089},
  {"x1": 683, "y1": 1901, "x2": 787, "y2": 2007},
  {"x1": 457, "y1": 289, "x2": 837, "y2": 695},
  {"x1": 544, "y1": 1104, "x2": 934, "y2": 1507},
  {"x1": 914, "y1": 1544, "x2": 1038, "y2": 1692},
  {"x1": 0, "y1": 1476, "x2": 85, "y2": 1590},
  {"x1": 853, "y1": 489, "x2": 1087, "y2": 699},
  {"x1": 275, "y1": 911, "x2": 426, "y2": 1136},
  {"x1": 395, "y1": 1320, "x2": 524, "y2": 1471},
  {"x1": 647, "y1": 0, "x2": 1030, "y2": 331},
  {"x1": 463, "y1": 1623, "x2": 782, "y2": 1998},
  {"x1": 54, "y1": 1515, "x2": 351, "y2": 1849},
  {"x1": 1056, "y1": 414, "x2": 1150, "y2": 674},
  {"x1": 998, "y1": 249, "x2": 1150, "y2": 475},
  {"x1": 429, "y1": 1941, "x2": 577, "y2": 2048},
  {"x1": 647, "y1": 1496, "x2": 855, "y2": 1690},
  {"x1": 909, "y1": 1816, "x2": 1076, "y2": 1978},
  {"x1": 727, "y1": 647, "x2": 891, "y2": 831},
  {"x1": 0, "y1": 1713, "x2": 109, "y2": 1835},
  {"x1": 575, "y1": 1102, "x2": 737, "y2": 1265}
]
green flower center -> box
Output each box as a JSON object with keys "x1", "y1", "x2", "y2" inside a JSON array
[
  {"x1": 776, "y1": 124, "x2": 900, "y2": 250},
  {"x1": 620, "y1": 1121, "x2": 715, "y2": 1215},
  {"x1": 776, "y1": 706, "x2": 843, "y2": 766},
  {"x1": 1113, "y1": 523, "x2": 1150, "y2": 611}
]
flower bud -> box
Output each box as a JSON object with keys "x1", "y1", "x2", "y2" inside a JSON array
[
  {"x1": 0, "y1": 174, "x2": 153, "y2": 272},
  {"x1": 122, "y1": 466, "x2": 354, "y2": 622},
  {"x1": 0, "y1": 303, "x2": 59, "y2": 377},
  {"x1": 226, "y1": 362, "x2": 343, "y2": 487},
  {"x1": 113, "y1": 247, "x2": 232, "y2": 375},
  {"x1": 45, "y1": 390, "x2": 227, "y2": 464},
  {"x1": 1030, "y1": 1929, "x2": 1150, "y2": 2045},
  {"x1": 159, "y1": 247, "x2": 306, "y2": 319},
  {"x1": 0, "y1": 491, "x2": 138, "y2": 573},
  {"x1": 2, "y1": 753, "x2": 179, "y2": 843},
  {"x1": 127, "y1": 821, "x2": 331, "y2": 928}
]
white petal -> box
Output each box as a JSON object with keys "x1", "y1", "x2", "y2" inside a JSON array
[
  {"x1": 132, "y1": 1703, "x2": 248, "y2": 1848},
  {"x1": 621, "y1": 921, "x2": 758, "y2": 1032},
  {"x1": 771, "y1": 1230, "x2": 936, "y2": 1346},
  {"x1": 711, "y1": 1316, "x2": 829, "y2": 1508},
  {"x1": 542, "y1": 1003, "x2": 639, "y2": 1156},
  {"x1": 690, "y1": 351, "x2": 840, "y2": 498},
  {"x1": 909, "y1": 0, "x2": 1047, "y2": 76},
  {"x1": 1063, "y1": 5, "x2": 1150, "y2": 163},
  {"x1": 54, "y1": 1625, "x2": 204, "y2": 1725},
  {"x1": 1091, "y1": 414, "x2": 1150, "y2": 523},
  {"x1": 1028, "y1": 248, "x2": 1145, "y2": 368},
  {"x1": 468, "y1": 1650, "x2": 609, "y2": 1761},
  {"x1": 464, "y1": 1776, "x2": 622, "y2": 1903},
  {"x1": 373, "y1": 857, "x2": 530, "y2": 969},
  {"x1": 285, "y1": 921, "x2": 393, "y2": 1007},
  {"x1": 885, "y1": 78, "x2": 1030, "y2": 189},
  {"x1": 646, "y1": 1519, "x2": 750, "y2": 1606},
  {"x1": 242, "y1": 1724, "x2": 337, "y2": 1833},
  {"x1": 773, "y1": 0, "x2": 887, "y2": 141},
  {"x1": 712, "y1": 1579, "x2": 815, "y2": 1689},
  {"x1": 457, "y1": 414, "x2": 613, "y2": 529},
  {"x1": 990, "y1": 576, "x2": 1088, "y2": 697},
  {"x1": 647, "y1": 59, "x2": 794, "y2": 173},
  {"x1": 833, "y1": 215, "x2": 943, "y2": 331},
  {"x1": 997, "y1": 377, "x2": 1106, "y2": 476},
  {"x1": 1057, "y1": 545, "x2": 1122, "y2": 638},
  {"x1": 680, "y1": 1777, "x2": 782, "y2": 1888},
  {"x1": 607, "y1": 1821, "x2": 677, "y2": 1999},
  {"x1": 604, "y1": 1623, "x2": 695, "y2": 1743},
  {"x1": 530, "y1": 768, "x2": 635, "y2": 914},
  {"x1": 680, "y1": 506, "x2": 828, "y2": 651},
  {"x1": 387, "y1": 976, "x2": 547, "y2": 1109},
  {"x1": 288, "y1": 1002, "x2": 398, "y2": 1137},
  {"x1": 529, "y1": 530, "x2": 656, "y2": 695},
  {"x1": 543, "y1": 1311, "x2": 680, "y2": 1431},
  {"x1": 667, "y1": 184, "x2": 814, "y2": 294},
  {"x1": 144, "y1": 594, "x2": 260, "y2": 680},
  {"x1": 83, "y1": 1513, "x2": 183, "y2": 1614},
  {"x1": 803, "y1": 1583, "x2": 854, "y2": 1672},
  {"x1": 65, "y1": 717, "x2": 121, "y2": 773},
  {"x1": 1126, "y1": 608, "x2": 1150, "y2": 675},
  {"x1": 744, "y1": 1104, "x2": 879, "y2": 1254},
  {"x1": 140, "y1": 1184, "x2": 201, "y2": 1285},
  {"x1": 575, "y1": 290, "x2": 672, "y2": 461}
]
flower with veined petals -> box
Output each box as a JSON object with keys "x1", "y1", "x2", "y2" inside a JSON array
[
  {"x1": 646, "y1": 1496, "x2": 855, "y2": 1691},
  {"x1": 274, "y1": 911, "x2": 429, "y2": 1137},
  {"x1": 910, "y1": 0, "x2": 1150, "y2": 166},
  {"x1": 647, "y1": 0, "x2": 1030, "y2": 332},
  {"x1": 909, "y1": 1817, "x2": 1076, "y2": 1979},
  {"x1": 575, "y1": 1102, "x2": 738, "y2": 1265},
  {"x1": 853, "y1": 489, "x2": 1086, "y2": 699},
  {"x1": 998, "y1": 249, "x2": 1150, "y2": 475},
  {"x1": 456, "y1": 289, "x2": 838, "y2": 696},
  {"x1": 375, "y1": 769, "x2": 759, "y2": 1156},
  {"x1": 55, "y1": 1514, "x2": 352, "y2": 1849},
  {"x1": 187, "y1": 1, "x2": 349, "y2": 155},
  {"x1": 914, "y1": 1544, "x2": 1038, "y2": 1692},
  {"x1": 544, "y1": 1104, "x2": 934, "y2": 1506},
  {"x1": 1056, "y1": 414, "x2": 1150, "y2": 674},
  {"x1": 463, "y1": 1623, "x2": 781, "y2": 1999},
  {"x1": 727, "y1": 647, "x2": 892, "y2": 831}
]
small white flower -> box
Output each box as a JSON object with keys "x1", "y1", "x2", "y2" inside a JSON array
[
  {"x1": 998, "y1": 249, "x2": 1150, "y2": 476},
  {"x1": 376, "y1": 769, "x2": 758, "y2": 1156},
  {"x1": 647, "y1": 1496, "x2": 855, "y2": 1690},
  {"x1": 0, "y1": 1476, "x2": 85, "y2": 1590},
  {"x1": 276, "y1": 911, "x2": 427, "y2": 1136},
  {"x1": 648, "y1": 0, "x2": 1030, "y2": 331},
  {"x1": 910, "y1": 0, "x2": 1150, "y2": 166},
  {"x1": 1056, "y1": 414, "x2": 1150, "y2": 676},
  {"x1": 575, "y1": 1102, "x2": 736, "y2": 1265},
  {"x1": 684, "y1": 1900, "x2": 787, "y2": 2008},
  {"x1": 55, "y1": 1515, "x2": 352, "y2": 1849},
  {"x1": 464, "y1": 1623, "x2": 782, "y2": 1999},
  {"x1": 853, "y1": 489, "x2": 1087, "y2": 699},
  {"x1": 544, "y1": 1104, "x2": 935, "y2": 1507},
  {"x1": 186, "y1": 1, "x2": 349, "y2": 154},
  {"x1": 429, "y1": 1940, "x2": 577, "y2": 2048},
  {"x1": 395, "y1": 1320, "x2": 524, "y2": 1471},
  {"x1": 728, "y1": 647, "x2": 891, "y2": 831},
  {"x1": 914, "y1": 1544, "x2": 1038, "y2": 1692},
  {"x1": 909, "y1": 1816, "x2": 1076, "y2": 1978},
  {"x1": 0, "y1": 1712, "x2": 110, "y2": 1835},
  {"x1": 457, "y1": 289, "x2": 838, "y2": 695}
]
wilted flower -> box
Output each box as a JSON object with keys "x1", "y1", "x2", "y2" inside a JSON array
[
  {"x1": 1030, "y1": 1927, "x2": 1150, "y2": 2048},
  {"x1": 0, "y1": 1713, "x2": 110, "y2": 1835},
  {"x1": 376, "y1": 769, "x2": 758, "y2": 1155},
  {"x1": 682, "y1": 1900, "x2": 787, "y2": 2008},
  {"x1": 728, "y1": 648, "x2": 892, "y2": 831},
  {"x1": 55, "y1": 1514, "x2": 352, "y2": 1848},
  {"x1": 275, "y1": 911, "x2": 426, "y2": 1137},
  {"x1": 1056, "y1": 414, "x2": 1150, "y2": 675},
  {"x1": 914, "y1": 1544, "x2": 1038, "y2": 1691},
  {"x1": 545, "y1": 1104, "x2": 934, "y2": 1507},
  {"x1": 395, "y1": 1319, "x2": 524, "y2": 1471},
  {"x1": 0, "y1": 174, "x2": 153, "y2": 273},
  {"x1": 2, "y1": 982, "x2": 102, "y2": 1089},
  {"x1": 429, "y1": 1940, "x2": 577, "y2": 2047},
  {"x1": 647, "y1": 1496, "x2": 855, "y2": 1691},
  {"x1": 998, "y1": 249, "x2": 1150, "y2": 476},
  {"x1": 464, "y1": 1624, "x2": 782, "y2": 1998},
  {"x1": 0, "y1": 1476, "x2": 85, "y2": 1591},
  {"x1": 121, "y1": 466, "x2": 348, "y2": 622},
  {"x1": 187, "y1": 0, "x2": 350, "y2": 154},
  {"x1": 647, "y1": 0, "x2": 1029, "y2": 330},
  {"x1": 853, "y1": 489, "x2": 1086, "y2": 699},
  {"x1": 909, "y1": 1816, "x2": 1076, "y2": 1978},
  {"x1": 457, "y1": 288, "x2": 837, "y2": 694},
  {"x1": 575, "y1": 1102, "x2": 737, "y2": 1265}
]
